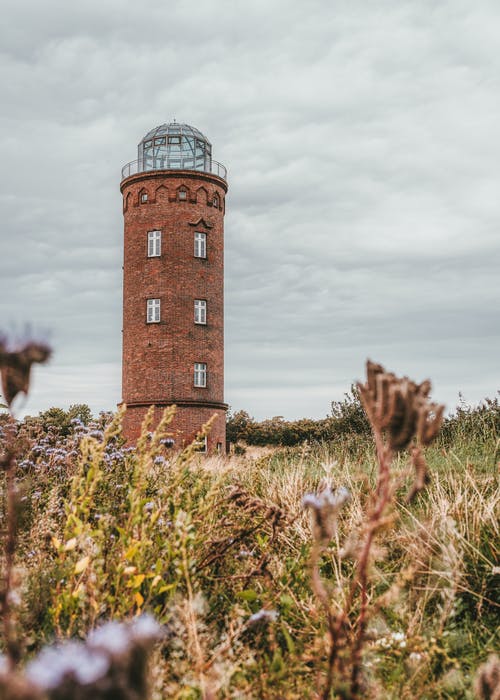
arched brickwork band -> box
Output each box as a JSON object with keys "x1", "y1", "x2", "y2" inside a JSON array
[{"x1": 120, "y1": 123, "x2": 228, "y2": 451}]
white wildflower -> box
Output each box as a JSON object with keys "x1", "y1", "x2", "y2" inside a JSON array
[
  {"x1": 248, "y1": 609, "x2": 279, "y2": 625},
  {"x1": 0, "y1": 654, "x2": 8, "y2": 674},
  {"x1": 7, "y1": 590, "x2": 21, "y2": 607},
  {"x1": 88, "y1": 621, "x2": 130, "y2": 655},
  {"x1": 130, "y1": 614, "x2": 164, "y2": 643},
  {"x1": 26, "y1": 643, "x2": 109, "y2": 688},
  {"x1": 391, "y1": 631, "x2": 406, "y2": 648},
  {"x1": 303, "y1": 484, "x2": 350, "y2": 541}
]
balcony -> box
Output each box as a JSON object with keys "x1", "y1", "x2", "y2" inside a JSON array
[{"x1": 121, "y1": 157, "x2": 227, "y2": 182}]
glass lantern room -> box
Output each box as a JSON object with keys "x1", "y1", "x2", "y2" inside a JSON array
[{"x1": 121, "y1": 122, "x2": 226, "y2": 180}]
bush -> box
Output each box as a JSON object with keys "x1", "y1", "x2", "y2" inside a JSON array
[
  {"x1": 227, "y1": 387, "x2": 371, "y2": 448},
  {"x1": 23, "y1": 404, "x2": 94, "y2": 439}
]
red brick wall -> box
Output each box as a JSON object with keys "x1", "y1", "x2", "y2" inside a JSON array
[
  {"x1": 120, "y1": 170, "x2": 228, "y2": 451},
  {"x1": 121, "y1": 403, "x2": 226, "y2": 452}
]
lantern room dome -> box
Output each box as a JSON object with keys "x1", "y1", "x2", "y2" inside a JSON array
[
  {"x1": 121, "y1": 121, "x2": 226, "y2": 181},
  {"x1": 141, "y1": 122, "x2": 211, "y2": 146}
]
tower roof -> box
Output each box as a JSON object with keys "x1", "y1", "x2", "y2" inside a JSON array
[
  {"x1": 121, "y1": 121, "x2": 226, "y2": 181},
  {"x1": 140, "y1": 122, "x2": 211, "y2": 148}
]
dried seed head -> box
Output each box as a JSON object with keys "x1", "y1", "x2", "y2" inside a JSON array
[
  {"x1": 406, "y1": 446, "x2": 431, "y2": 503},
  {"x1": 0, "y1": 337, "x2": 51, "y2": 407},
  {"x1": 357, "y1": 360, "x2": 444, "y2": 451}
]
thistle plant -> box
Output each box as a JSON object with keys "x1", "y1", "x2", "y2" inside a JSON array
[
  {"x1": 0, "y1": 336, "x2": 51, "y2": 668},
  {"x1": 0, "y1": 614, "x2": 164, "y2": 700},
  {"x1": 0, "y1": 337, "x2": 51, "y2": 410},
  {"x1": 304, "y1": 360, "x2": 445, "y2": 699}
]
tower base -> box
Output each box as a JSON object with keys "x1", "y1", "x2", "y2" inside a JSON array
[{"x1": 121, "y1": 402, "x2": 227, "y2": 454}]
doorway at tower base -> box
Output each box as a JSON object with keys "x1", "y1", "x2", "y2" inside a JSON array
[{"x1": 121, "y1": 403, "x2": 227, "y2": 454}]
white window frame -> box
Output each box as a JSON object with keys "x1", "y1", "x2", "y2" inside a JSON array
[
  {"x1": 194, "y1": 299, "x2": 207, "y2": 325},
  {"x1": 178, "y1": 189, "x2": 187, "y2": 200},
  {"x1": 146, "y1": 298, "x2": 161, "y2": 323},
  {"x1": 197, "y1": 435, "x2": 208, "y2": 453},
  {"x1": 141, "y1": 192, "x2": 148, "y2": 203},
  {"x1": 194, "y1": 362, "x2": 207, "y2": 387},
  {"x1": 194, "y1": 232, "x2": 206, "y2": 259},
  {"x1": 147, "y1": 230, "x2": 161, "y2": 257}
]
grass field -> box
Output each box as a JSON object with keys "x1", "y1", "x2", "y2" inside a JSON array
[{"x1": 0, "y1": 359, "x2": 498, "y2": 698}]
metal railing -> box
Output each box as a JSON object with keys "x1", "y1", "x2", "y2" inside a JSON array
[{"x1": 121, "y1": 158, "x2": 227, "y2": 181}]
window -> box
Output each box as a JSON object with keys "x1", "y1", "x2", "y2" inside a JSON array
[
  {"x1": 178, "y1": 189, "x2": 187, "y2": 201},
  {"x1": 194, "y1": 362, "x2": 207, "y2": 387},
  {"x1": 212, "y1": 194, "x2": 219, "y2": 207},
  {"x1": 194, "y1": 299, "x2": 207, "y2": 325},
  {"x1": 141, "y1": 192, "x2": 148, "y2": 203},
  {"x1": 147, "y1": 230, "x2": 161, "y2": 257},
  {"x1": 147, "y1": 298, "x2": 160, "y2": 323},
  {"x1": 194, "y1": 232, "x2": 206, "y2": 258},
  {"x1": 216, "y1": 442, "x2": 222, "y2": 452},
  {"x1": 168, "y1": 135, "x2": 181, "y2": 144},
  {"x1": 194, "y1": 435, "x2": 208, "y2": 453}
]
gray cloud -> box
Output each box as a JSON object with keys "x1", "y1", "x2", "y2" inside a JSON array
[{"x1": 0, "y1": 0, "x2": 498, "y2": 419}]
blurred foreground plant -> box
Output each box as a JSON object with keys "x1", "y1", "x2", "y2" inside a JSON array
[
  {"x1": 304, "y1": 360, "x2": 445, "y2": 699},
  {"x1": 0, "y1": 337, "x2": 51, "y2": 410},
  {"x1": 474, "y1": 654, "x2": 500, "y2": 700},
  {"x1": 0, "y1": 614, "x2": 163, "y2": 700},
  {"x1": 0, "y1": 337, "x2": 51, "y2": 668}
]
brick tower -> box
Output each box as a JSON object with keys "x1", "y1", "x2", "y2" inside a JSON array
[{"x1": 120, "y1": 122, "x2": 228, "y2": 451}]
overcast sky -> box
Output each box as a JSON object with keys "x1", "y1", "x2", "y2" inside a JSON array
[{"x1": 0, "y1": 0, "x2": 499, "y2": 420}]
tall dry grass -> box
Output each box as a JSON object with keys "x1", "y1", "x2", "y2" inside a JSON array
[{"x1": 0, "y1": 347, "x2": 498, "y2": 698}]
